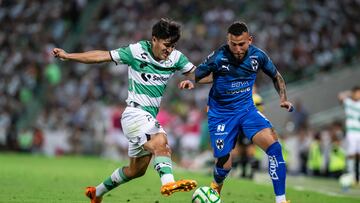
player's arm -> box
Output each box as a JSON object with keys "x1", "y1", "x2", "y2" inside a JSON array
[
  {"x1": 178, "y1": 67, "x2": 213, "y2": 89},
  {"x1": 272, "y1": 71, "x2": 293, "y2": 112},
  {"x1": 194, "y1": 58, "x2": 216, "y2": 84},
  {"x1": 338, "y1": 90, "x2": 351, "y2": 103},
  {"x1": 52, "y1": 48, "x2": 112, "y2": 64}
]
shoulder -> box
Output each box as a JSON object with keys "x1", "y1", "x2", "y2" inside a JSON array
[
  {"x1": 249, "y1": 45, "x2": 268, "y2": 58},
  {"x1": 205, "y1": 45, "x2": 228, "y2": 64}
]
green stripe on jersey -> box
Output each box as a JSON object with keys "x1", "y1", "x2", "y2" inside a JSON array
[
  {"x1": 130, "y1": 60, "x2": 178, "y2": 75},
  {"x1": 346, "y1": 127, "x2": 360, "y2": 132},
  {"x1": 133, "y1": 80, "x2": 166, "y2": 98},
  {"x1": 142, "y1": 106, "x2": 159, "y2": 117},
  {"x1": 347, "y1": 105, "x2": 360, "y2": 113}
]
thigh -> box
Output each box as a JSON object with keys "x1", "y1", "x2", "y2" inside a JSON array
[
  {"x1": 208, "y1": 114, "x2": 240, "y2": 158},
  {"x1": 252, "y1": 128, "x2": 278, "y2": 151},
  {"x1": 346, "y1": 133, "x2": 360, "y2": 156},
  {"x1": 121, "y1": 107, "x2": 166, "y2": 157},
  {"x1": 241, "y1": 109, "x2": 273, "y2": 142}
]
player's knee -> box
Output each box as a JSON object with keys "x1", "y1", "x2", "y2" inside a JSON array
[
  {"x1": 216, "y1": 154, "x2": 231, "y2": 169},
  {"x1": 151, "y1": 133, "x2": 170, "y2": 155}
]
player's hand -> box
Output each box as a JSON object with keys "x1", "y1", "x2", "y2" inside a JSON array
[
  {"x1": 178, "y1": 80, "x2": 194, "y2": 90},
  {"x1": 280, "y1": 101, "x2": 294, "y2": 112},
  {"x1": 52, "y1": 48, "x2": 68, "y2": 61}
]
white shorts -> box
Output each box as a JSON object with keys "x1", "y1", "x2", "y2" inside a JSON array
[
  {"x1": 345, "y1": 132, "x2": 360, "y2": 155},
  {"x1": 121, "y1": 107, "x2": 165, "y2": 157}
]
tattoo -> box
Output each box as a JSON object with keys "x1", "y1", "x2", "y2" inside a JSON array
[{"x1": 273, "y1": 72, "x2": 287, "y2": 101}]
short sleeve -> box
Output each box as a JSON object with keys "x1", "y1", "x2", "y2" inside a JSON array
[
  {"x1": 195, "y1": 51, "x2": 217, "y2": 81},
  {"x1": 176, "y1": 53, "x2": 195, "y2": 74},
  {"x1": 110, "y1": 46, "x2": 132, "y2": 65},
  {"x1": 260, "y1": 51, "x2": 277, "y2": 79}
]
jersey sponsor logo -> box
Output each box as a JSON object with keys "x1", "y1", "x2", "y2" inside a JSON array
[
  {"x1": 231, "y1": 81, "x2": 249, "y2": 88},
  {"x1": 251, "y1": 59, "x2": 258, "y2": 71},
  {"x1": 140, "y1": 73, "x2": 169, "y2": 82},
  {"x1": 216, "y1": 139, "x2": 224, "y2": 150},
  {"x1": 225, "y1": 87, "x2": 251, "y2": 95},
  {"x1": 152, "y1": 75, "x2": 170, "y2": 82},
  {"x1": 141, "y1": 73, "x2": 152, "y2": 82},
  {"x1": 269, "y1": 155, "x2": 279, "y2": 180}
]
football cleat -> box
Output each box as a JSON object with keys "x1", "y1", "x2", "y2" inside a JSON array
[
  {"x1": 85, "y1": 186, "x2": 102, "y2": 203},
  {"x1": 210, "y1": 181, "x2": 223, "y2": 195},
  {"x1": 281, "y1": 201, "x2": 290, "y2": 203},
  {"x1": 160, "y1": 179, "x2": 197, "y2": 196}
]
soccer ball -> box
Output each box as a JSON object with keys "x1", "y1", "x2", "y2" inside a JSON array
[
  {"x1": 192, "y1": 186, "x2": 221, "y2": 203},
  {"x1": 339, "y1": 173, "x2": 354, "y2": 190}
]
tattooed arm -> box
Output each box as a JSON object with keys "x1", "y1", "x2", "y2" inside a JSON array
[{"x1": 272, "y1": 71, "x2": 293, "y2": 111}]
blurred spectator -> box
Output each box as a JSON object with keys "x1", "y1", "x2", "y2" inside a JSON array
[
  {"x1": 286, "y1": 99, "x2": 309, "y2": 133},
  {"x1": 307, "y1": 132, "x2": 324, "y2": 176}
]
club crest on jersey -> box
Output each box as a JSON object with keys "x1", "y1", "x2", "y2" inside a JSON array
[
  {"x1": 251, "y1": 59, "x2": 258, "y2": 71},
  {"x1": 160, "y1": 58, "x2": 172, "y2": 66},
  {"x1": 216, "y1": 139, "x2": 224, "y2": 150}
]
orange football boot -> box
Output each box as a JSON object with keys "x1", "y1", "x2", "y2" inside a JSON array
[
  {"x1": 85, "y1": 186, "x2": 102, "y2": 203},
  {"x1": 160, "y1": 179, "x2": 197, "y2": 196}
]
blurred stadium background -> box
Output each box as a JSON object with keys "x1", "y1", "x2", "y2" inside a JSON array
[{"x1": 1, "y1": 0, "x2": 360, "y2": 199}]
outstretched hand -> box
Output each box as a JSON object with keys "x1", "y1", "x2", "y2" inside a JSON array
[
  {"x1": 280, "y1": 101, "x2": 294, "y2": 112},
  {"x1": 178, "y1": 80, "x2": 194, "y2": 90},
  {"x1": 52, "y1": 48, "x2": 68, "y2": 61}
]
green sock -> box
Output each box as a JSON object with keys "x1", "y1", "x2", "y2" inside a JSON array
[
  {"x1": 96, "y1": 167, "x2": 130, "y2": 196},
  {"x1": 153, "y1": 156, "x2": 175, "y2": 184}
]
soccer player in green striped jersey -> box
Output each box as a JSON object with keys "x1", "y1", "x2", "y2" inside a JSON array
[
  {"x1": 338, "y1": 86, "x2": 360, "y2": 186},
  {"x1": 53, "y1": 18, "x2": 197, "y2": 203}
]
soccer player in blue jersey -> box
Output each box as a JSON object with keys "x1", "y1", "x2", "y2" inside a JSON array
[{"x1": 195, "y1": 22, "x2": 293, "y2": 203}]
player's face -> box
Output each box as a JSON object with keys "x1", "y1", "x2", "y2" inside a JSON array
[
  {"x1": 352, "y1": 90, "x2": 360, "y2": 101},
  {"x1": 227, "y1": 32, "x2": 252, "y2": 60},
  {"x1": 151, "y1": 37, "x2": 175, "y2": 61}
]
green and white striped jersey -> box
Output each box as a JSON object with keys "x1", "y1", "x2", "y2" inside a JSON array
[
  {"x1": 110, "y1": 40, "x2": 194, "y2": 117},
  {"x1": 344, "y1": 98, "x2": 360, "y2": 133}
]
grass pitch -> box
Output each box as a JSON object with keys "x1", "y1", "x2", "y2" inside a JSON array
[{"x1": 0, "y1": 153, "x2": 359, "y2": 203}]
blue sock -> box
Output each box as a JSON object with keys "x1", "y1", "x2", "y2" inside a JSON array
[
  {"x1": 213, "y1": 167, "x2": 231, "y2": 184},
  {"x1": 266, "y1": 142, "x2": 286, "y2": 196}
]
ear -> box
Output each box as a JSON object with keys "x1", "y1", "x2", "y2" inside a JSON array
[
  {"x1": 249, "y1": 35, "x2": 253, "y2": 44},
  {"x1": 152, "y1": 36, "x2": 157, "y2": 43}
]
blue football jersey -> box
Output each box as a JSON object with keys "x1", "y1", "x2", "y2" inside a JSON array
[{"x1": 196, "y1": 44, "x2": 278, "y2": 114}]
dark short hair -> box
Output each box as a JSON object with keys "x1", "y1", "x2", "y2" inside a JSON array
[
  {"x1": 227, "y1": 21, "x2": 248, "y2": 36},
  {"x1": 152, "y1": 18, "x2": 181, "y2": 44},
  {"x1": 352, "y1": 86, "x2": 360, "y2": 92}
]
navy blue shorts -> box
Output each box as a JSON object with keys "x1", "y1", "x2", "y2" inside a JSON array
[{"x1": 208, "y1": 108, "x2": 272, "y2": 158}]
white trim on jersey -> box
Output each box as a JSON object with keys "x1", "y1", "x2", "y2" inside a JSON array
[
  {"x1": 126, "y1": 92, "x2": 162, "y2": 107},
  {"x1": 110, "y1": 50, "x2": 121, "y2": 64},
  {"x1": 181, "y1": 62, "x2": 194, "y2": 74}
]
